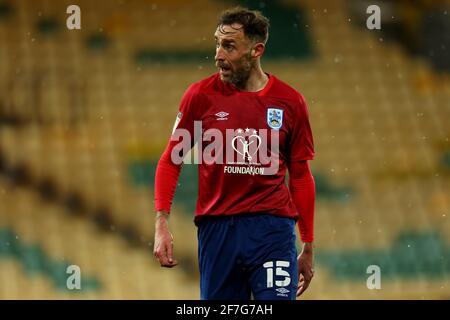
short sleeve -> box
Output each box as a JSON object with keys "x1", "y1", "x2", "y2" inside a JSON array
[{"x1": 288, "y1": 93, "x2": 315, "y2": 161}]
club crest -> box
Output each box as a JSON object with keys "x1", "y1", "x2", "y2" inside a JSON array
[{"x1": 267, "y1": 108, "x2": 283, "y2": 130}]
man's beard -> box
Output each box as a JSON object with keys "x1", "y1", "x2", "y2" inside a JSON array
[{"x1": 224, "y1": 54, "x2": 254, "y2": 90}]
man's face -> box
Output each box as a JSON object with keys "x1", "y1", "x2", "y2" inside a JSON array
[{"x1": 214, "y1": 23, "x2": 255, "y2": 87}]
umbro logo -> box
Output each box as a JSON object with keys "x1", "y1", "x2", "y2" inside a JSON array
[
  {"x1": 275, "y1": 287, "x2": 290, "y2": 297},
  {"x1": 276, "y1": 287, "x2": 290, "y2": 294},
  {"x1": 215, "y1": 111, "x2": 229, "y2": 120}
]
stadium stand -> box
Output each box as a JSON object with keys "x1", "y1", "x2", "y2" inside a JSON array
[{"x1": 0, "y1": 0, "x2": 449, "y2": 299}]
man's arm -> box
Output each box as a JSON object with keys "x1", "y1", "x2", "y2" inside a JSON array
[
  {"x1": 153, "y1": 83, "x2": 202, "y2": 268},
  {"x1": 288, "y1": 160, "x2": 315, "y2": 296},
  {"x1": 153, "y1": 144, "x2": 182, "y2": 268}
]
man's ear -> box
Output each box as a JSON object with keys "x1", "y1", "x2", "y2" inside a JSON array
[{"x1": 252, "y1": 43, "x2": 265, "y2": 58}]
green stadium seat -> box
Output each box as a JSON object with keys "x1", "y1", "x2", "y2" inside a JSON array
[
  {"x1": 86, "y1": 32, "x2": 111, "y2": 51},
  {"x1": 0, "y1": 228, "x2": 18, "y2": 256},
  {"x1": 36, "y1": 17, "x2": 59, "y2": 35},
  {"x1": 19, "y1": 244, "x2": 48, "y2": 275},
  {"x1": 0, "y1": 1, "x2": 13, "y2": 21}
]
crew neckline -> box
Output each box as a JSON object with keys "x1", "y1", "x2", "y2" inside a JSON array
[{"x1": 224, "y1": 72, "x2": 274, "y2": 96}]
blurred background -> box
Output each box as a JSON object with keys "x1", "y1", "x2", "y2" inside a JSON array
[{"x1": 0, "y1": 0, "x2": 449, "y2": 299}]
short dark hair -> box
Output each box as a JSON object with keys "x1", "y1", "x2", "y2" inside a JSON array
[{"x1": 217, "y1": 7, "x2": 270, "y2": 44}]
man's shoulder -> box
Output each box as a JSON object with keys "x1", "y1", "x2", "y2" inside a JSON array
[
  {"x1": 269, "y1": 74, "x2": 305, "y2": 103},
  {"x1": 184, "y1": 73, "x2": 220, "y2": 97}
]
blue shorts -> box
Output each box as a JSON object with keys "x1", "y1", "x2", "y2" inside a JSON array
[{"x1": 197, "y1": 213, "x2": 298, "y2": 300}]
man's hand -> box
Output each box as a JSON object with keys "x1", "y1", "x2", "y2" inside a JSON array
[
  {"x1": 297, "y1": 242, "x2": 314, "y2": 297},
  {"x1": 153, "y1": 211, "x2": 178, "y2": 268}
]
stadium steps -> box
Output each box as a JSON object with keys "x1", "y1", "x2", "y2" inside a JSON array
[
  {"x1": 0, "y1": 178, "x2": 199, "y2": 299},
  {"x1": 0, "y1": 123, "x2": 200, "y2": 273}
]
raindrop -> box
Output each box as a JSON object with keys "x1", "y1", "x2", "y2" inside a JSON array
[{"x1": 334, "y1": 55, "x2": 343, "y2": 63}]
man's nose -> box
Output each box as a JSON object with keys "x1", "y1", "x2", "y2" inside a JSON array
[{"x1": 215, "y1": 46, "x2": 225, "y2": 61}]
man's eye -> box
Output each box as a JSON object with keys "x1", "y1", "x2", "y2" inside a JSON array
[{"x1": 215, "y1": 42, "x2": 234, "y2": 50}]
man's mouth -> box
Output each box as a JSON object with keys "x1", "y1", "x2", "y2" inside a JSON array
[{"x1": 218, "y1": 65, "x2": 232, "y2": 75}]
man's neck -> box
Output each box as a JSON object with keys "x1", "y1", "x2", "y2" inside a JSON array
[{"x1": 236, "y1": 66, "x2": 269, "y2": 92}]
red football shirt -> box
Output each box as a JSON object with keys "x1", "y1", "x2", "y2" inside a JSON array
[{"x1": 170, "y1": 73, "x2": 314, "y2": 222}]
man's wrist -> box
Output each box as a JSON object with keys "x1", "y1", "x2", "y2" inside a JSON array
[
  {"x1": 156, "y1": 211, "x2": 170, "y2": 219},
  {"x1": 302, "y1": 242, "x2": 314, "y2": 253},
  {"x1": 155, "y1": 211, "x2": 170, "y2": 229}
]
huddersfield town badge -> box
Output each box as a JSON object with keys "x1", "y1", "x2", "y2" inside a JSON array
[{"x1": 267, "y1": 108, "x2": 283, "y2": 130}]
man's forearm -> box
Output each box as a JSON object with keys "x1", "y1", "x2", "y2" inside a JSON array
[
  {"x1": 288, "y1": 161, "x2": 316, "y2": 243},
  {"x1": 154, "y1": 145, "x2": 182, "y2": 213}
]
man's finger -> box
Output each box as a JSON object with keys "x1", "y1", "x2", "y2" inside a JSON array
[
  {"x1": 161, "y1": 259, "x2": 179, "y2": 268},
  {"x1": 297, "y1": 279, "x2": 311, "y2": 296},
  {"x1": 297, "y1": 274, "x2": 304, "y2": 296},
  {"x1": 297, "y1": 272, "x2": 313, "y2": 296},
  {"x1": 158, "y1": 249, "x2": 178, "y2": 268},
  {"x1": 166, "y1": 240, "x2": 174, "y2": 263},
  {"x1": 156, "y1": 243, "x2": 178, "y2": 268},
  {"x1": 154, "y1": 242, "x2": 169, "y2": 264}
]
